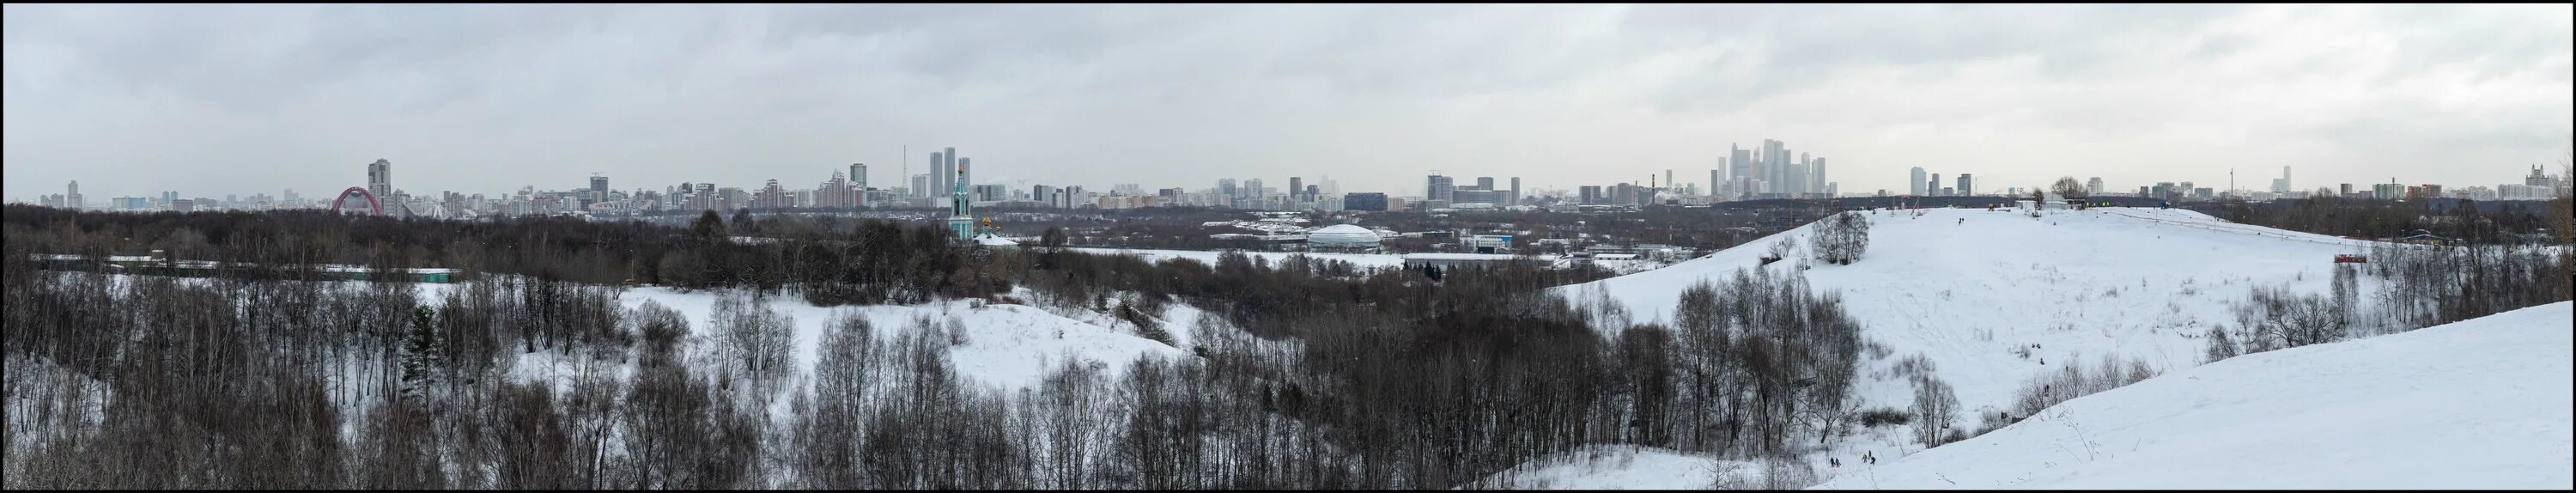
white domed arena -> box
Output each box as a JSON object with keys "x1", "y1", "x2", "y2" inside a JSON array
[{"x1": 1306, "y1": 223, "x2": 1382, "y2": 251}]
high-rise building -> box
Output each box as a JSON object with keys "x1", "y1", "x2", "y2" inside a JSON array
[
  {"x1": 2341, "y1": 183, "x2": 2354, "y2": 197},
  {"x1": 2087, "y1": 177, "x2": 2105, "y2": 196},
  {"x1": 912, "y1": 174, "x2": 931, "y2": 198},
  {"x1": 1810, "y1": 157, "x2": 1827, "y2": 195},
  {"x1": 1343, "y1": 192, "x2": 1389, "y2": 211},
  {"x1": 1957, "y1": 173, "x2": 1973, "y2": 197},
  {"x1": 1729, "y1": 145, "x2": 1753, "y2": 197},
  {"x1": 851, "y1": 163, "x2": 868, "y2": 190},
  {"x1": 1477, "y1": 176, "x2": 1495, "y2": 191},
  {"x1": 1764, "y1": 139, "x2": 1787, "y2": 195},
  {"x1": 1290, "y1": 177, "x2": 1305, "y2": 202},
  {"x1": 590, "y1": 174, "x2": 610, "y2": 202},
  {"x1": 2272, "y1": 166, "x2": 2292, "y2": 194},
  {"x1": 1509, "y1": 177, "x2": 1521, "y2": 205},
  {"x1": 1425, "y1": 174, "x2": 1455, "y2": 203},
  {"x1": 1911, "y1": 167, "x2": 1928, "y2": 196},
  {"x1": 367, "y1": 159, "x2": 392, "y2": 199},
  {"x1": 1929, "y1": 173, "x2": 1942, "y2": 197},
  {"x1": 1803, "y1": 152, "x2": 1824, "y2": 194},
  {"x1": 66, "y1": 181, "x2": 82, "y2": 210}
]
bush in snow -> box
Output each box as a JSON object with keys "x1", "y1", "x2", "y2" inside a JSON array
[
  {"x1": 1858, "y1": 407, "x2": 1911, "y2": 428},
  {"x1": 1808, "y1": 212, "x2": 1872, "y2": 265}
]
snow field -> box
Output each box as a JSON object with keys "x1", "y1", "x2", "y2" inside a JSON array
[{"x1": 1811, "y1": 301, "x2": 2574, "y2": 490}]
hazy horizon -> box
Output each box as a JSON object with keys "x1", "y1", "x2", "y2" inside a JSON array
[{"x1": 5, "y1": 3, "x2": 2571, "y2": 202}]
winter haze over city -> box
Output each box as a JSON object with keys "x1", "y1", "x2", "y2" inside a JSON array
[{"x1": 3, "y1": 3, "x2": 2570, "y2": 490}]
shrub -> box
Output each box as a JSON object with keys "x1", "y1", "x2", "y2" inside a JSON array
[{"x1": 1858, "y1": 407, "x2": 1911, "y2": 427}]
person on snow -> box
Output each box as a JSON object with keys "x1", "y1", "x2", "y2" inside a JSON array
[{"x1": 1831, "y1": 458, "x2": 1841, "y2": 468}]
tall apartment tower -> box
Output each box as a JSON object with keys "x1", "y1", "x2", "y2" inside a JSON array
[
  {"x1": 1509, "y1": 177, "x2": 1521, "y2": 205},
  {"x1": 1929, "y1": 173, "x2": 1942, "y2": 197},
  {"x1": 851, "y1": 163, "x2": 868, "y2": 190},
  {"x1": 1957, "y1": 173, "x2": 1973, "y2": 197},
  {"x1": 2087, "y1": 177, "x2": 2105, "y2": 196},
  {"x1": 1911, "y1": 167, "x2": 1928, "y2": 196},
  {"x1": 927, "y1": 150, "x2": 946, "y2": 198},
  {"x1": 66, "y1": 181, "x2": 82, "y2": 210},
  {"x1": 366, "y1": 159, "x2": 392, "y2": 198},
  {"x1": 1290, "y1": 177, "x2": 1305, "y2": 201}
]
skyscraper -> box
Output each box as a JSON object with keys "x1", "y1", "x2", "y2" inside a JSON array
[
  {"x1": 1957, "y1": 173, "x2": 1973, "y2": 197},
  {"x1": 1290, "y1": 177, "x2": 1305, "y2": 202},
  {"x1": 590, "y1": 174, "x2": 610, "y2": 202},
  {"x1": 2087, "y1": 177, "x2": 2105, "y2": 196},
  {"x1": 1218, "y1": 179, "x2": 1237, "y2": 204},
  {"x1": 66, "y1": 181, "x2": 81, "y2": 210},
  {"x1": 1810, "y1": 157, "x2": 1826, "y2": 196},
  {"x1": 851, "y1": 163, "x2": 868, "y2": 190},
  {"x1": 1929, "y1": 173, "x2": 1942, "y2": 197},
  {"x1": 1797, "y1": 152, "x2": 1810, "y2": 194},
  {"x1": 1911, "y1": 167, "x2": 1928, "y2": 196},
  {"x1": 1476, "y1": 176, "x2": 1495, "y2": 191},
  {"x1": 1426, "y1": 174, "x2": 1455, "y2": 202},
  {"x1": 1509, "y1": 177, "x2": 1521, "y2": 205},
  {"x1": 1730, "y1": 145, "x2": 1753, "y2": 196},
  {"x1": 927, "y1": 150, "x2": 946, "y2": 198},
  {"x1": 366, "y1": 159, "x2": 392, "y2": 199}
]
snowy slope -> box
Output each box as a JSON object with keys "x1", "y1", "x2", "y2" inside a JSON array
[
  {"x1": 1811, "y1": 301, "x2": 2575, "y2": 490},
  {"x1": 1473, "y1": 446, "x2": 1753, "y2": 490},
  {"x1": 1555, "y1": 207, "x2": 2383, "y2": 415}
]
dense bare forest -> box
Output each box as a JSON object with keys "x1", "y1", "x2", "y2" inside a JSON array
[{"x1": 3, "y1": 204, "x2": 1872, "y2": 489}]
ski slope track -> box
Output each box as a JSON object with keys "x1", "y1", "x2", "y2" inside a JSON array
[
  {"x1": 1812, "y1": 301, "x2": 2575, "y2": 490},
  {"x1": 1556, "y1": 207, "x2": 2385, "y2": 416}
]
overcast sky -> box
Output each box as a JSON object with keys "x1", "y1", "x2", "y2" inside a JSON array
[{"x1": 5, "y1": 3, "x2": 2570, "y2": 202}]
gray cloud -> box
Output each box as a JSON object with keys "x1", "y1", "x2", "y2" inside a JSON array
[{"x1": 4, "y1": 3, "x2": 2569, "y2": 203}]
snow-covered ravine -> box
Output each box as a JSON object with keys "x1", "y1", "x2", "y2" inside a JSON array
[
  {"x1": 428, "y1": 282, "x2": 1189, "y2": 397},
  {"x1": 1812, "y1": 301, "x2": 2574, "y2": 490}
]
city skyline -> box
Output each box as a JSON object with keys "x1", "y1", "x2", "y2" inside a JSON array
[{"x1": 4, "y1": 4, "x2": 2572, "y2": 201}]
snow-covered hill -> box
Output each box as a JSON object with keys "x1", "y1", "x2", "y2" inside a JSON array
[
  {"x1": 1811, "y1": 301, "x2": 2575, "y2": 490},
  {"x1": 1555, "y1": 207, "x2": 2382, "y2": 415}
]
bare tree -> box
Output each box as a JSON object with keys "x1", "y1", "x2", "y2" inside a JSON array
[{"x1": 1910, "y1": 374, "x2": 1959, "y2": 448}]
